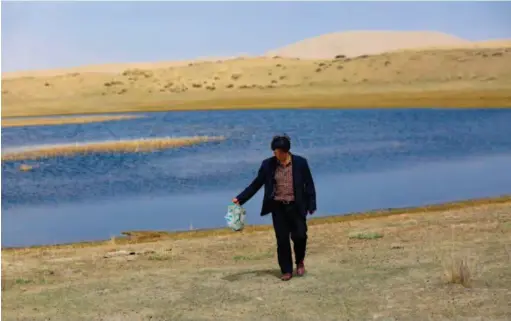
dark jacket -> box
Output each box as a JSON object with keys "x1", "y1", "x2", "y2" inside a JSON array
[{"x1": 236, "y1": 154, "x2": 317, "y2": 216}]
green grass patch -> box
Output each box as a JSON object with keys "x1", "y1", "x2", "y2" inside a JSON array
[
  {"x1": 15, "y1": 278, "x2": 32, "y2": 285},
  {"x1": 148, "y1": 254, "x2": 171, "y2": 261},
  {"x1": 348, "y1": 231, "x2": 384, "y2": 240}
]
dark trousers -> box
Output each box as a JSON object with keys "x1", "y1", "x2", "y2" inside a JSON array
[{"x1": 271, "y1": 201, "x2": 308, "y2": 274}]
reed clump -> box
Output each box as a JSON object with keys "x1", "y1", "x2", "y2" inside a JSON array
[{"x1": 443, "y1": 256, "x2": 473, "y2": 287}]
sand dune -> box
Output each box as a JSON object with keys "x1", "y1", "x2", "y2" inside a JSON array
[
  {"x1": 473, "y1": 39, "x2": 511, "y2": 47},
  {"x1": 265, "y1": 30, "x2": 474, "y2": 59},
  {"x1": 3, "y1": 31, "x2": 509, "y2": 80},
  {"x1": 396, "y1": 39, "x2": 511, "y2": 53},
  {"x1": 2, "y1": 31, "x2": 511, "y2": 117},
  {"x1": 2, "y1": 46, "x2": 510, "y2": 117},
  {"x1": 0, "y1": 56, "x2": 247, "y2": 80}
]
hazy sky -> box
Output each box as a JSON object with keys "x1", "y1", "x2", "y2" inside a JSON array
[{"x1": 2, "y1": 1, "x2": 511, "y2": 72}]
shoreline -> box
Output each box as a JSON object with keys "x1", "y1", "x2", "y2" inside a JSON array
[
  {"x1": 1, "y1": 114, "x2": 144, "y2": 128},
  {"x1": 2, "y1": 87, "x2": 511, "y2": 119},
  {"x1": 3, "y1": 194, "x2": 510, "y2": 252}
]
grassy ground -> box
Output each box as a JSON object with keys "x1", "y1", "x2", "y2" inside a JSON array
[
  {"x1": 2, "y1": 47, "x2": 511, "y2": 117},
  {"x1": 1, "y1": 115, "x2": 144, "y2": 128},
  {"x1": 1, "y1": 136, "x2": 225, "y2": 161},
  {"x1": 2, "y1": 196, "x2": 510, "y2": 321}
]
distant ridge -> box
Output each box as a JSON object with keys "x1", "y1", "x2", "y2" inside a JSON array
[
  {"x1": 0, "y1": 56, "x2": 243, "y2": 79},
  {"x1": 2, "y1": 30, "x2": 511, "y2": 79},
  {"x1": 265, "y1": 30, "x2": 473, "y2": 59}
]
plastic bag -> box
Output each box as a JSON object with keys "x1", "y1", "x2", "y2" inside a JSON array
[{"x1": 225, "y1": 203, "x2": 247, "y2": 231}]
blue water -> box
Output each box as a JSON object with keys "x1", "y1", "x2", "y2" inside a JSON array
[{"x1": 2, "y1": 109, "x2": 511, "y2": 247}]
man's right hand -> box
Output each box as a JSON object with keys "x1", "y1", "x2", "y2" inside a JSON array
[{"x1": 232, "y1": 198, "x2": 239, "y2": 205}]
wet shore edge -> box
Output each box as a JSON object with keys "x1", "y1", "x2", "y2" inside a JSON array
[
  {"x1": 3, "y1": 194, "x2": 510, "y2": 252},
  {"x1": 1, "y1": 115, "x2": 146, "y2": 128}
]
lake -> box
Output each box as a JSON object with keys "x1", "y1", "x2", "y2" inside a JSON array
[{"x1": 2, "y1": 108, "x2": 511, "y2": 247}]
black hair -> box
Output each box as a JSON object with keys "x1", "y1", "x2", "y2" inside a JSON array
[{"x1": 271, "y1": 134, "x2": 291, "y2": 152}]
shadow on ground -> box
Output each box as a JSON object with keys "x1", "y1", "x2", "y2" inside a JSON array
[{"x1": 222, "y1": 269, "x2": 282, "y2": 282}]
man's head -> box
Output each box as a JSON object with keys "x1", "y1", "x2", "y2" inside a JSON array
[{"x1": 271, "y1": 134, "x2": 291, "y2": 162}]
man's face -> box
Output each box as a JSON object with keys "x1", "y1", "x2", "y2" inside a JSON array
[{"x1": 273, "y1": 149, "x2": 288, "y2": 162}]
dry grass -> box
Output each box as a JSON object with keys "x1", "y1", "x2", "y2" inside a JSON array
[
  {"x1": 1, "y1": 114, "x2": 144, "y2": 128},
  {"x1": 1, "y1": 136, "x2": 225, "y2": 161},
  {"x1": 2, "y1": 196, "x2": 511, "y2": 320},
  {"x1": 18, "y1": 164, "x2": 34, "y2": 171},
  {"x1": 2, "y1": 47, "x2": 511, "y2": 117},
  {"x1": 443, "y1": 256, "x2": 473, "y2": 288}
]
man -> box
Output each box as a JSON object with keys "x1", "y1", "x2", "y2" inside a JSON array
[{"x1": 232, "y1": 134, "x2": 317, "y2": 281}]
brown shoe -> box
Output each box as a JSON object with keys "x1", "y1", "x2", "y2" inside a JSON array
[
  {"x1": 296, "y1": 262, "x2": 305, "y2": 276},
  {"x1": 281, "y1": 273, "x2": 292, "y2": 281}
]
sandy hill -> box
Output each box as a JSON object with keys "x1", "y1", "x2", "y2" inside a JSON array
[
  {"x1": 2, "y1": 30, "x2": 511, "y2": 117},
  {"x1": 396, "y1": 39, "x2": 511, "y2": 54},
  {"x1": 265, "y1": 31, "x2": 475, "y2": 59},
  {"x1": 473, "y1": 39, "x2": 511, "y2": 47},
  {"x1": 3, "y1": 31, "x2": 511, "y2": 81},
  {"x1": 0, "y1": 56, "x2": 243, "y2": 80},
  {"x1": 2, "y1": 46, "x2": 510, "y2": 117},
  {"x1": 265, "y1": 31, "x2": 511, "y2": 60}
]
